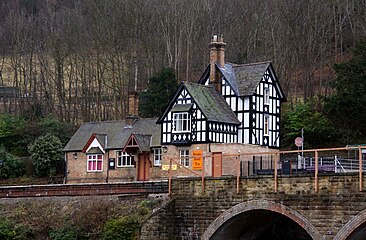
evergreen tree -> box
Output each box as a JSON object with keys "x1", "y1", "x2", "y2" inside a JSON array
[
  {"x1": 282, "y1": 100, "x2": 336, "y2": 148},
  {"x1": 324, "y1": 39, "x2": 366, "y2": 142},
  {"x1": 139, "y1": 68, "x2": 178, "y2": 118}
]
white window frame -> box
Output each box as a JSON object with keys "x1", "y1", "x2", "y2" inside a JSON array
[
  {"x1": 264, "y1": 87, "x2": 270, "y2": 105},
  {"x1": 173, "y1": 112, "x2": 191, "y2": 133},
  {"x1": 87, "y1": 154, "x2": 103, "y2": 172},
  {"x1": 153, "y1": 148, "x2": 162, "y2": 166},
  {"x1": 264, "y1": 116, "x2": 269, "y2": 136},
  {"x1": 180, "y1": 149, "x2": 190, "y2": 167},
  {"x1": 116, "y1": 151, "x2": 134, "y2": 167}
]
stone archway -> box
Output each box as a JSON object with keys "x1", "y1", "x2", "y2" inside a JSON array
[
  {"x1": 334, "y1": 208, "x2": 366, "y2": 240},
  {"x1": 202, "y1": 199, "x2": 322, "y2": 240}
]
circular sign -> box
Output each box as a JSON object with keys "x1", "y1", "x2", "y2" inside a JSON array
[{"x1": 295, "y1": 137, "x2": 303, "y2": 147}]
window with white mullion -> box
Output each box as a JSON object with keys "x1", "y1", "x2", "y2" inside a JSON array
[
  {"x1": 154, "y1": 148, "x2": 162, "y2": 166},
  {"x1": 87, "y1": 154, "x2": 103, "y2": 172},
  {"x1": 180, "y1": 150, "x2": 190, "y2": 167},
  {"x1": 173, "y1": 112, "x2": 191, "y2": 133},
  {"x1": 116, "y1": 151, "x2": 134, "y2": 167}
]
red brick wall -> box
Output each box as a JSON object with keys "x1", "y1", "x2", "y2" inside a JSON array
[{"x1": 66, "y1": 143, "x2": 278, "y2": 183}]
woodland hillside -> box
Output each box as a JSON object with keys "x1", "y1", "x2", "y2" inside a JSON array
[{"x1": 0, "y1": 0, "x2": 365, "y2": 123}]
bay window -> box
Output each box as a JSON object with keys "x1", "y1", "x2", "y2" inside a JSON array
[{"x1": 173, "y1": 112, "x2": 191, "y2": 133}]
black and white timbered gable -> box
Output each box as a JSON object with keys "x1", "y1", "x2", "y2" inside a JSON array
[
  {"x1": 198, "y1": 62, "x2": 286, "y2": 148},
  {"x1": 157, "y1": 36, "x2": 285, "y2": 148},
  {"x1": 157, "y1": 82, "x2": 240, "y2": 145}
]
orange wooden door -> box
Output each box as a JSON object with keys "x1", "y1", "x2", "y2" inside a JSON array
[
  {"x1": 137, "y1": 153, "x2": 150, "y2": 181},
  {"x1": 212, "y1": 152, "x2": 222, "y2": 177}
]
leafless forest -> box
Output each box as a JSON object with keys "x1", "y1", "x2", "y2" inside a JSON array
[{"x1": 0, "y1": 0, "x2": 365, "y2": 123}]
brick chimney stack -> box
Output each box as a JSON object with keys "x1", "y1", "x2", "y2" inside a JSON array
[
  {"x1": 209, "y1": 34, "x2": 226, "y2": 93},
  {"x1": 128, "y1": 90, "x2": 139, "y2": 117}
]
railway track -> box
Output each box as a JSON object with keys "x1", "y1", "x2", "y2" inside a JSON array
[{"x1": 0, "y1": 181, "x2": 168, "y2": 198}]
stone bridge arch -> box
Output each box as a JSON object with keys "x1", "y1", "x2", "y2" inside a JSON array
[
  {"x1": 202, "y1": 199, "x2": 323, "y2": 240},
  {"x1": 335, "y1": 208, "x2": 366, "y2": 240}
]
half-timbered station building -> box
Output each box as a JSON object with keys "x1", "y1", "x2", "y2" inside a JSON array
[{"x1": 63, "y1": 35, "x2": 286, "y2": 183}]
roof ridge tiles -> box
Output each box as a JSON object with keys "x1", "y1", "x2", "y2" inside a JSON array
[{"x1": 229, "y1": 61, "x2": 271, "y2": 67}]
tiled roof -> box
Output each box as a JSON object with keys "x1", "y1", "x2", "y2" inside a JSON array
[
  {"x1": 184, "y1": 82, "x2": 240, "y2": 125},
  {"x1": 63, "y1": 118, "x2": 160, "y2": 152}
]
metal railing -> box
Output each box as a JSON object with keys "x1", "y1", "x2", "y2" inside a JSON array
[{"x1": 166, "y1": 146, "x2": 366, "y2": 195}]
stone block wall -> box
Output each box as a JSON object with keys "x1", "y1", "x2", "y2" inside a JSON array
[{"x1": 141, "y1": 174, "x2": 366, "y2": 240}]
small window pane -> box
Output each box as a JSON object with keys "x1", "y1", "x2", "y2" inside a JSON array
[
  {"x1": 180, "y1": 150, "x2": 189, "y2": 167},
  {"x1": 154, "y1": 149, "x2": 162, "y2": 166},
  {"x1": 116, "y1": 151, "x2": 134, "y2": 167},
  {"x1": 173, "y1": 112, "x2": 191, "y2": 133},
  {"x1": 87, "y1": 154, "x2": 103, "y2": 172}
]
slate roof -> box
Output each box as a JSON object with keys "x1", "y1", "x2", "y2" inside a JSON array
[
  {"x1": 94, "y1": 134, "x2": 107, "y2": 149},
  {"x1": 63, "y1": 118, "x2": 160, "y2": 152},
  {"x1": 171, "y1": 103, "x2": 193, "y2": 112},
  {"x1": 199, "y1": 61, "x2": 285, "y2": 100},
  {"x1": 87, "y1": 147, "x2": 104, "y2": 154},
  {"x1": 0, "y1": 87, "x2": 20, "y2": 98},
  {"x1": 132, "y1": 134, "x2": 152, "y2": 152},
  {"x1": 180, "y1": 82, "x2": 239, "y2": 125},
  {"x1": 233, "y1": 62, "x2": 272, "y2": 96},
  {"x1": 218, "y1": 62, "x2": 271, "y2": 96}
]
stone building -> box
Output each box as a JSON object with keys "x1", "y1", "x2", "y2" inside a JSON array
[{"x1": 63, "y1": 35, "x2": 286, "y2": 183}]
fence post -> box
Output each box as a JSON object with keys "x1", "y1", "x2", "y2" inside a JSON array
[
  {"x1": 168, "y1": 159, "x2": 172, "y2": 196},
  {"x1": 315, "y1": 151, "x2": 318, "y2": 192},
  {"x1": 359, "y1": 147, "x2": 363, "y2": 192},
  {"x1": 253, "y1": 156, "x2": 256, "y2": 174},
  {"x1": 274, "y1": 153, "x2": 278, "y2": 193},
  {"x1": 202, "y1": 156, "x2": 205, "y2": 194},
  {"x1": 334, "y1": 155, "x2": 337, "y2": 173},
  {"x1": 236, "y1": 153, "x2": 240, "y2": 194}
]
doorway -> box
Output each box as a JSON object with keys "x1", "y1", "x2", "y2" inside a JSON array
[
  {"x1": 137, "y1": 153, "x2": 150, "y2": 181},
  {"x1": 212, "y1": 152, "x2": 222, "y2": 177}
]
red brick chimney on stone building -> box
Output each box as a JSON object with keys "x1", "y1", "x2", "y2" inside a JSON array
[{"x1": 209, "y1": 34, "x2": 226, "y2": 93}]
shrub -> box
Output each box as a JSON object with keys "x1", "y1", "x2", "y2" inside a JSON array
[
  {"x1": 103, "y1": 215, "x2": 140, "y2": 240},
  {"x1": 49, "y1": 226, "x2": 80, "y2": 240},
  {"x1": 0, "y1": 146, "x2": 25, "y2": 179},
  {"x1": 38, "y1": 115, "x2": 74, "y2": 145},
  {"x1": 0, "y1": 217, "x2": 29, "y2": 240},
  {"x1": 0, "y1": 114, "x2": 28, "y2": 156},
  {"x1": 29, "y1": 134, "x2": 63, "y2": 177}
]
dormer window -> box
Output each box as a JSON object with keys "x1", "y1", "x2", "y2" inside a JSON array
[
  {"x1": 264, "y1": 87, "x2": 270, "y2": 105},
  {"x1": 173, "y1": 112, "x2": 191, "y2": 133}
]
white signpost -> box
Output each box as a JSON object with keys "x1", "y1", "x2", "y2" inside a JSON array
[{"x1": 295, "y1": 130, "x2": 304, "y2": 169}]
